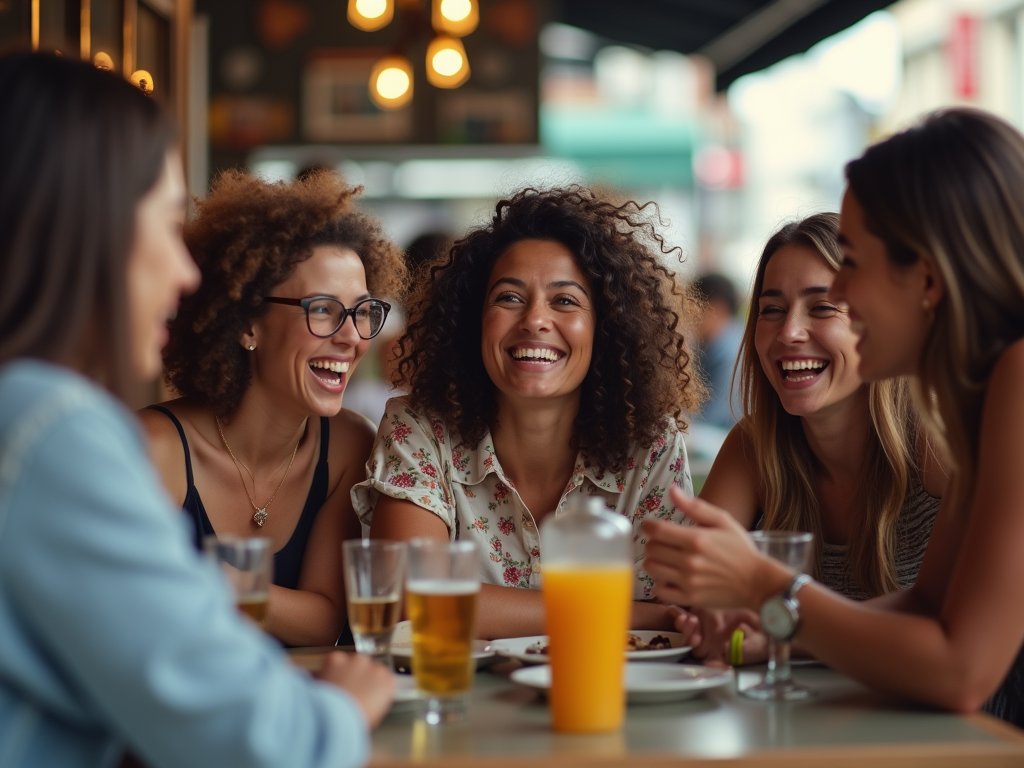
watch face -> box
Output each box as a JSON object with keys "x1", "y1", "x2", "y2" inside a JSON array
[{"x1": 761, "y1": 597, "x2": 796, "y2": 640}]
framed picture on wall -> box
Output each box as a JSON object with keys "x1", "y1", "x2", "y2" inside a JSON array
[{"x1": 303, "y1": 50, "x2": 413, "y2": 143}]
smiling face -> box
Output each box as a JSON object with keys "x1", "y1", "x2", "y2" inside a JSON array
[
  {"x1": 481, "y1": 238, "x2": 595, "y2": 408},
  {"x1": 245, "y1": 245, "x2": 371, "y2": 417},
  {"x1": 754, "y1": 243, "x2": 863, "y2": 418},
  {"x1": 830, "y1": 190, "x2": 943, "y2": 381},
  {"x1": 126, "y1": 151, "x2": 200, "y2": 380}
]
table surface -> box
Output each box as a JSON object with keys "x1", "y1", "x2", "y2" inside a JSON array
[{"x1": 288, "y1": 649, "x2": 1024, "y2": 767}]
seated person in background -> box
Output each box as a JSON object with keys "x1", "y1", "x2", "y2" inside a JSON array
[
  {"x1": 692, "y1": 272, "x2": 744, "y2": 430},
  {"x1": 140, "y1": 170, "x2": 406, "y2": 647},
  {"x1": 675, "y1": 214, "x2": 943, "y2": 664},
  {"x1": 0, "y1": 52, "x2": 392, "y2": 768},
  {"x1": 353, "y1": 186, "x2": 703, "y2": 639}
]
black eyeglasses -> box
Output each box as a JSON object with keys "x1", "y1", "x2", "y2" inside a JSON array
[{"x1": 264, "y1": 296, "x2": 392, "y2": 340}]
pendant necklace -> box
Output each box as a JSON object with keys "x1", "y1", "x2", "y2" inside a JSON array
[{"x1": 215, "y1": 415, "x2": 303, "y2": 527}]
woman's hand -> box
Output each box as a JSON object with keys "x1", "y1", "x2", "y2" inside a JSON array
[
  {"x1": 316, "y1": 652, "x2": 396, "y2": 728},
  {"x1": 674, "y1": 606, "x2": 767, "y2": 666},
  {"x1": 643, "y1": 486, "x2": 790, "y2": 610}
]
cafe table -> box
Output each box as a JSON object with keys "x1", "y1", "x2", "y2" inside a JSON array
[{"x1": 289, "y1": 648, "x2": 1024, "y2": 767}]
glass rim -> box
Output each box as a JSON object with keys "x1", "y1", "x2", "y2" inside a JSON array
[
  {"x1": 407, "y1": 537, "x2": 478, "y2": 554},
  {"x1": 343, "y1": 538, "x2": 408, "y2": 553},
  {"x1": 749, "y1": 531, "x2": 814, "y2": 543},
  {"x1": 203, "y1": 534, "x2": 273, "y2": 551}
]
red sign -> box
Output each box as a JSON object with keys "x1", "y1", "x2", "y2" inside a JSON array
[{"x1": 949, "y1": 14, "x2": 978, "y2": 100}]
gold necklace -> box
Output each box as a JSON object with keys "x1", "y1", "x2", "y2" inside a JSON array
[{"x1": 215, "y1": 415, "x2": 303, "y2": 527}]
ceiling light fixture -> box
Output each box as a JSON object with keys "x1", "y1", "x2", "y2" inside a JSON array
[{"x1": 349, "y1": 0, "x2": 478, "y2": 110}]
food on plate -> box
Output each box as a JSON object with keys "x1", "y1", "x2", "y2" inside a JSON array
[{"x1": 525, "y1": 633, "x2": 673, "y2": 655}]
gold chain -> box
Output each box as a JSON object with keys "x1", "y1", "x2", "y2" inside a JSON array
[{"x1": 215, "y1": 415, "x2": 303, "y2": 527}]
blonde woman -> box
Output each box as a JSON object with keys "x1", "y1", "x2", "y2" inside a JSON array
[
  {"x1": 645, "y1": 109, "x2": 1024, "y2": 726},
  {"x1": 676, "y1": 214, "x2": 944, "y2": 663}
]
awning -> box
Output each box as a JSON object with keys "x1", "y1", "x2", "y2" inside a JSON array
[{"x1": 552, "y1": 0, "x2": 894, "y2": 90}]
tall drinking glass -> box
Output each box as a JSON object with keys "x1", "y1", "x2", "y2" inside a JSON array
[
  {"x1": 405, "y1": 539, "x2": 480, "y2": 725},
  {"x1": 742, "y1": 531, "x2": 815, "y2": 702},
  {"x1": 204, "y1": 535, "x2": 273, "y2": 628},
  {"x1": 342, "y1": 539, "x2": 406, "y2": 667}
]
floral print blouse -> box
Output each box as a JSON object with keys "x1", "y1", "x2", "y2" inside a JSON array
[{"x1": 351, "y1": 397, "x2": 693, "y2": 599}]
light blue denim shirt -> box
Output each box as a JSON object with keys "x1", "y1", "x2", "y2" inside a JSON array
[{"x1": 0, "y1": 360, "x2": 369, "y2": 768}]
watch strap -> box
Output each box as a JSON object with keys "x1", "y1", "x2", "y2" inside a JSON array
[{"x1": 785, "y1": 573, "x2": 813, "y2": 601}]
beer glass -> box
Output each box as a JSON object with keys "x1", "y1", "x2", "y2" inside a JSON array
[
  {"x1": 204, "y1": 536, "x2": 273, "y2": 628},
  {"x1": 405, "y1": 539, "x2": 480, "y2": 725},
  {"x1": 342, "y1": 539, "x2": 406, "y2": 667},
  {"x1": 743, "y1": 531, "x2": 814, "y2": 701}
]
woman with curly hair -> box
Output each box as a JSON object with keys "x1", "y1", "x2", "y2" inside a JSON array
[
  {"x1": 673, "y1": 213, "x2": 943, "y2": 666},
  {"x1": 352, "y1": 185, "x2": 702, "y2": 638},
  {"x1": 141, "y1": 170, "x2": 406, "y2": 647}
]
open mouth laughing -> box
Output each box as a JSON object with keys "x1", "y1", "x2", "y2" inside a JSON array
[
  {"x1": 778, "y1": 358, "x2": 829, "y2": 383},
  {"x1": 309, "y1": 357, "x2": 350, "y2": 387},
  {"x1": 508, "y1": 345, "x2": 565, "y2": 366}
]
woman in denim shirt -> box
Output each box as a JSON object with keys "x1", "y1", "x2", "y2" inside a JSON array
[{"x1": 0, "y1": 53, "x2": 393, "y2": 768}]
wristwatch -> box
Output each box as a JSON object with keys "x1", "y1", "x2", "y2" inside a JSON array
[{"x1": 760, "y1": 573, "x2": 813, "y2": 642}]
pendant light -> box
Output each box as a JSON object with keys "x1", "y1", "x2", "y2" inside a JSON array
[{"x1": 348, "y1": 0, "x2": 394, "y2": 32}]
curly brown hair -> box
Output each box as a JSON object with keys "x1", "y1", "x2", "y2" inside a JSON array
[
  {"x1": 396, "y1": 185, "x2": 703, "y2": 472},
  {"x1": 164, "y1": 170, "x2": 406, "y2": 415}
]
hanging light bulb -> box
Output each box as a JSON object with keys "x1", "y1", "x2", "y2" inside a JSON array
[
  {"x1": 432, "y1": 0, "x2": 477, "y2": 37},
  {"x1": 369, "y1": 55, "x2": 413, "y2": 109},
  {"x1": 426, "y1": 35, "x2": 470, "y2": 88},
  {"x1": 348, "y1": 0, "x2": 393, "y2": 32},
  {"x1": 130, "y1": 69, "x2": 154, "y2": 95},
  {"x1": 93, "y1": 51, "x2": 113, "y2": 71}
]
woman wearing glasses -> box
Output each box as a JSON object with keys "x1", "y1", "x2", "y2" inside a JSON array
[
  {"x1": 141, "y1": 170, "x2": 405, "y2": 647},
  {"x1": 353, "y1": 186, "x2": 703, "y2": 638}
]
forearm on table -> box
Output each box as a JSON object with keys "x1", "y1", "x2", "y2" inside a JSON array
[
  {"x1": 267, "y1": 584, "x2": 344, "y2": 647},
  {"x1": 475, "y1": 585, "x2": 677, "y2": 639},
  {"x1": 792, "y1": 585, "x2": 989, "y2": 711}
]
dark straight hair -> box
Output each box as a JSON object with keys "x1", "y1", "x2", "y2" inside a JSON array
[{"x1": 0, "y1": 52, "x2": 176, "y2": 400}]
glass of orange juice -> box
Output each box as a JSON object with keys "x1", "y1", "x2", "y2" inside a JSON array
[{"x1": 540, "y1": 496, "x2": 633, "y2": 733}]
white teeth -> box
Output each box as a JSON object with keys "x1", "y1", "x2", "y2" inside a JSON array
[
  {"x1": 780, "y1": 359, "x2": 826, "y2": 371},
  {"x1": 310, "y1": 360, "x2": 350, "y2": 373},
  {"x1": 511, "y1": 348, "x2": 561, "y2": 362}
]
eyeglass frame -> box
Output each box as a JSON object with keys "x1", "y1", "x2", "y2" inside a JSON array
[{"x1": 263, "y1": 296, "x2": 392, "y2": 340}]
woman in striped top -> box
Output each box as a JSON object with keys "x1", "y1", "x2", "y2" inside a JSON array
[{"x1": 678, "y1": 213, "x2": 944, "y2": 662}]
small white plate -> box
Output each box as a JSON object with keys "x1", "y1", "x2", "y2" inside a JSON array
[
  {"x1": 390, "y1": 620, "x2": 498, "y2": 670},
  {"x1": 510, "y1": 662, "x2": 732, "y2": 704},
  {"x1": 490, "y1": 631, "x2": 691, "y2": 665}
]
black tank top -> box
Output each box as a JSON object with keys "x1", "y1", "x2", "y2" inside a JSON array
[{"x1": 147, "y1": 406, "x2": 328, "y2": 590}]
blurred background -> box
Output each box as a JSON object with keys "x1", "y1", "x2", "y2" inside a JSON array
[{"x1": 0, "y1": 0, "x2": 1014, "y2": 439}]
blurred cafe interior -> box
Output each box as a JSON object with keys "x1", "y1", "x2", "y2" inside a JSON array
[{"x1": 4, "y1": 0, "x2": 1024, "y2": 432}]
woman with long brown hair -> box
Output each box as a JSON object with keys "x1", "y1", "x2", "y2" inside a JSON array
[
  {"x1": 676, "y1": 213, "x2": 943, "y2": 663},
  {"x1": 645, "y1": 108, "x2": 1024, "y2": 726},
  {"x1": 0, "y1": 52, "x2": 392, "y2": 767}
]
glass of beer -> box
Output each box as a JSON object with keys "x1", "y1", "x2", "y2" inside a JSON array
[
  {"x1": 405, "y1": 539, "x2": 480, "y2": 725},
  {"x1": 204, "y1": 535, "x2": 273, "y2": 628},
  {"x1": 342, "y1": 539, "x2": 406, "y2": 667}
]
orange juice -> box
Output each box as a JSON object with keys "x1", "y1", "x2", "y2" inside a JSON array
[{"x1": 542, "y1": 564, "x2": 632, "y2": 733}]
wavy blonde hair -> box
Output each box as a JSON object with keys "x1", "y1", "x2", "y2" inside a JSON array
[
  {"x1": 738, "y1": 213, "x2": 920, "y2": 595},
  {"x1": 846, "y1": 109, "x2": 1024, "y2": 517}
]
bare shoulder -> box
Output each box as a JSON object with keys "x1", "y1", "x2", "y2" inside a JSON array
[
  {"x1": 327, "y1": 407, "x2": 377, "y2": 472},
  {"x1": 699, "y1": 422, "x2": 759, "y2": 528},
  {"x1": 136, "y1": 399, "x2": 190, "y2": 503}
]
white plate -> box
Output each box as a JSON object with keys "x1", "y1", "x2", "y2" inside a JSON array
[
  {"x1": 510, "y1": 662, "x2": 733, "y2": 704},
  {"x1": 390, "y1": 620, "x2": 498, "y2": 670},
  {"x1": 490, "y1": 630, "x2": 691, "y2": 665}
]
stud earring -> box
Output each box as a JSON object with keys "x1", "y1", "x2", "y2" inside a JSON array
[
  {"x1": 247, "y1": 344, "x2": 256, "y2": 351},
  {"x1": 922, "y1": 299, "x2": 935, "y2": 325}
]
